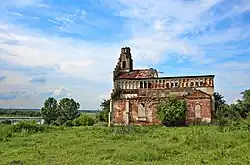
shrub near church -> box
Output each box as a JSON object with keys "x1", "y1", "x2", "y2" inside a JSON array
[{"x1": 156, "y1": 96, "x2": 187, "y2": 126}]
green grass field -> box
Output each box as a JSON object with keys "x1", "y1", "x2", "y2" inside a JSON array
[{"x1": 0, "y1": 125, "x2": 250, "y2": 165}]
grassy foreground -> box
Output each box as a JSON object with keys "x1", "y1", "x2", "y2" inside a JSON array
[{"x1": 0, "y1": 125, "x2": 250, "y2": 165}]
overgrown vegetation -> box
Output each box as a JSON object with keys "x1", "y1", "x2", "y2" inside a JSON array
[
  {"x1": 0, "y1": 90, "x2": 250, "y2": 164},
  {"x1": 0, "y1": 121, "x2": 53, "y2": 142},
  {"x1": 0, "y1": 125, "x2": 250, "y2": 164},
  {"x1": 96, "y1": 99, "x2": 110, "y2": 123},
  {"x1": 214, "y1": 89, "x2": 250, "y2": 131},
  {"x1": 154, "y1": 89, "x2": 250, "y2": 129},
  {"x1": 69, "y1": 114, "x2": 96, "y2": 127},
  {"x1": 215, "y1": 90, "x2": 250, "y2": 120},
  {"x1": 156, "y1": 96, "x2": 186, "y2": 126},
  {"x1": 0, "y1": 119, "x2": 11, "y2": 125}
]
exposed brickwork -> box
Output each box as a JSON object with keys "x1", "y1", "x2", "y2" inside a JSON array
[
  {"x1": 186, "y1": 98, "x2": 212, "y2": 124},
  {"x1": 113, "y1": 101, "x2": 126, "y2": 124},
  {"x1": 110, "y1": 47, "x2": 215, "y2": 126},
  {"x1": 112, "y1": 99, "x2": 161, "y2": 126},
  {"x1": 112, "y1": 89, "x2": 212, "y2": 125}
]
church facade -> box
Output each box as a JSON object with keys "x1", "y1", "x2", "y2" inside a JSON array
[{"x1": 109, "y1": 47, "x2": 215, "y2": 126}]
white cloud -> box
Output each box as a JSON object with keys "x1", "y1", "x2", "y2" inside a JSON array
[
  {"x1": 0, "y1": 71, "x2": 29, "y2": 86},
  {"x1": 0, "y1": 22, "x2": 122, "y2": 83},
  {"x1": 49, "y1": 87, "x2": 71, "y2": 98},
  {"x1": 7, "y1": 12, "x2": 24, "y2": 17},
  {"x1": 99, "y1": 94, "x2": 111, "y2": 100},
  {"x1": 153, "y1": 20, "x2": 166, "y2": 31},
  {"x1": 0, "y1": 0, "x2": 250, "y2": 109}
]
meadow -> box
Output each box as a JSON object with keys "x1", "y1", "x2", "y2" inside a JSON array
[{"x1": 0, "y1": 123, "x2": 250, "y2": 165}]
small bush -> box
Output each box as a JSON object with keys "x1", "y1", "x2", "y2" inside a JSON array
[
  {"x1": 218, "y1": 117, "x2": 250, "y2": 132},
  {"x1": 0, "y1": 121, "x2": 51, "y2": 142},
  {"x1": 64, "y1": 120, "x2": 74, "y2": 127},
  {"x1": 11, "y1": 121, "x2": 48, "y2": 133},
  {"x1": 73, "y1": 114, "x2": 96, "y2": 126},
  {"x1": 0, "y1": 124, "x2": 13, "y2": 141},
  {"x1": 0, "y1": 120, "x2": 12, "y2": 125},
  {"x1": 156, "y1": 96, "x2": 186, "y2": 126}
]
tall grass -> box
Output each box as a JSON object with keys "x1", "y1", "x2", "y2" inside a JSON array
[
  {"x1": 0, "y1": 119, "x2": 250, "y2": 164},
  {"x1": 0, "y1": 121, "x2": 53, "y2": 142},
  {"x1": 218, "y1": 117, "x2": 250, "y2": 132}
]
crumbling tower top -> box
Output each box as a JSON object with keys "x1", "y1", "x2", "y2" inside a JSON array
[{"x1": 119, "y1": 47, "x2": 133, "y2": 72}]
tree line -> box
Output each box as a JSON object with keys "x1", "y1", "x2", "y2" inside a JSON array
[
  {"x1": 1, "y1": 89, "x2": 249, "y2": 127},
  {"x1": 0, "y1": 109, "x2": 41, "y2": 117},
  {"x1": 214, "y1": 89, "x2": 250, "y2": 121}
]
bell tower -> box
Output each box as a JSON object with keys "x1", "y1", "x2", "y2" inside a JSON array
[
  {"x1": 119, "y1": 47, "x2": 133, "y2": 72},
  {"x1": 113, "y1": 47, "x2": 133, "y2": 81}
]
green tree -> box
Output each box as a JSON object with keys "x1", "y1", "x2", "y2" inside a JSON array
[
  {"x1": 213, "y1": 92, "x2": 226, "y2": 111},
  {"x1": 156, "y1": 96, "x2": 186, "y2": 126},
  {"x1": 57, "y1": 98, "x2": 80, "y2": 125},
  {"x1": 41, "y1": 97, "x2": 59, "y2": 125},
  {"x1": 216, "y1": 104, "x2": 241, "y2": 120},
  {"x1": 237, "y1": 89, "x2": 250, "y2": 118},
  {"x1": 97, "y1": 99, "x2": 110, "y2": 122},
  {"x1": 213, "y1": 92, "x2": 226, "y2": 119}
]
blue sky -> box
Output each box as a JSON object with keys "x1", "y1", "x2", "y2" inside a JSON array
[{"x1": 0, "y1": 0, "x2": 250, "y2": 109}]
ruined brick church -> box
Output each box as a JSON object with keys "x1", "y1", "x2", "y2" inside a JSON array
[{"x1": 109, "y1": 47, "x2": 215, "y2": 125}]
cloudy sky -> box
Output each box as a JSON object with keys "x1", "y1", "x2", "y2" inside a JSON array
[{"x1": 0, "y1": 0, "x2": 250, "y2": 109}]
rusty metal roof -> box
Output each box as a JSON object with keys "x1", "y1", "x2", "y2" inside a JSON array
[{"x1": 118, "y1": 69, "x2": 157, "y2": 79}]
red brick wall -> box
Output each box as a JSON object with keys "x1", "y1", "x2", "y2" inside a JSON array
[
  {"x1": 113, "y1": 101, "x2": 126, "y2": 124},
  {"x1": 185, "y1": 98, "x2": 212, "y2": 124},
  {"x1": 112, "y1": 97, "x2": 212, "y2": 125},
  {"x1": 112, "y1": 100, "x2": 161, "y2": 125}
]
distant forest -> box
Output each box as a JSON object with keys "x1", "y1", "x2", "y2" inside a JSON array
[{"x1": 0, "y1": 108, "x2": 99, "y2": 117}]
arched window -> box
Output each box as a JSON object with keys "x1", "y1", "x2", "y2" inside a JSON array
[
  {"x1": 140, "y1": 81, "x2": 143, "y2": 88},
  {"x1": 195, "y1": 104, "x2": 201, "y2": 118},
  {"x1": 137, "y1": 81, "x2": 140, "y2": 88},
  {"x1": 148, "y1": 82, "x2": 152, "y2": 88},
  {"x1": 138, "y1": 103, "x2": 146, "y2": 117},
  {"x1": 122, "y1": 61, "x2": 126, "y2": 69}
]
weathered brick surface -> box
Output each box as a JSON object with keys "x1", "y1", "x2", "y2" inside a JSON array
[
  {"x1": 185, "y1": 90, "x2": 212, "y2": 124},
  {"x1": 112, "y1": 100, "x2": 161, "y2": 125},
  {"x1": 112, "y1": 89, "x2": 213, "y2": 125},
  {"x1": 185, "y1": 98, "x2": 212, "y2": 124},
  {"x1": 111, "y1": 47, "x2": 214, "y2": 126},
  {"x1": 113, "y1": 101, "x2": 126, "y2": 124}
]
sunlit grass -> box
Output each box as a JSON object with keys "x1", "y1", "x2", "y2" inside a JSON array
[{"x1": 0, "y1": 125, "x2": 250, "y2": 165}]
